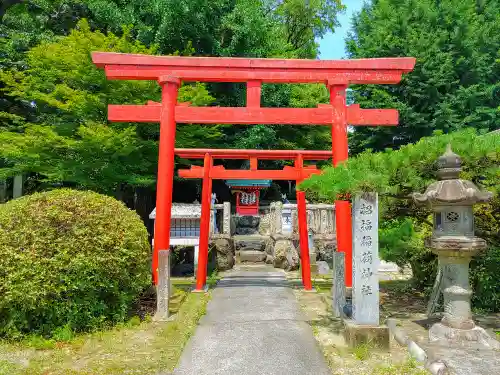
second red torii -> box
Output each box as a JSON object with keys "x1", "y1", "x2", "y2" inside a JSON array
[{"x1": 176, "y1": 148, "x2": 332, "y2": 290}]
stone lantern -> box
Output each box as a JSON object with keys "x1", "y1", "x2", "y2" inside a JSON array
[{"x1": 413, "y1": 145, "x2": 498, "y2": 348}]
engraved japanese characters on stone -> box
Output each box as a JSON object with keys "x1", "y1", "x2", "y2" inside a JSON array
[
  {"x1": 361, "y1": 252, "x2": 373, "y2": 264},
  {"x1": 360, "y1": 219, "x2": 372, "y2": 231},
  {"x1": 361, "y1": 268, "x2": 373, "y2": 278},
  {"x1": 359, "y1": 203, "x2": 373, "y2": 215},
  {"x1": 361, "y1": 285, "x2": 373, "y2": 296},
  {"x1": 352, "y1": 193, "x2": 380, "y2": 326},
  {"x1": 361, "y1": 235, "x2": 372, "y2": 247}
]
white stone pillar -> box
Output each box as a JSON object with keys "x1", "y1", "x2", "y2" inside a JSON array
[
  {"x1": 275, "y1": 201, "x2": 283, "y2": 235},
  {"x1": 194, "y1": 245, "x2": 199, "y2": 273},
  {"x1": 352, "y1": 192, "x2": 380, "y2": 326},
  {"x1": 223, "y1": 202, "x2": 231, "y2": 235}
]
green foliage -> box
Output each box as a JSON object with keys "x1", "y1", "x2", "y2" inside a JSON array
[
  {"x1": 301, "y1": 129, "x2": 499, "y2": 200},
  {"x1": 1, "y1": 1, "x2": 344, "y2": 199},
  {"x1": 0, "y1": 189, "x2": 151, "y2": 339},
  {"x1": 268, "y1": 0, "x2": 344, "y2": 57},
  {"x1": 379, "y1": 218, "x2": 436, "y2": 288},
  {"x1": 470, "y1": 193, "x2": 500, "y2": 311},
  {"x1": 0, "y1": 20, "x2": 219, "y2": 193},
  {"x1": 302, "y1": 129, "x2": 500, "y2": 311},
  {"x1": 346, "y1": 0, "x2": 500, "y2": 153}
]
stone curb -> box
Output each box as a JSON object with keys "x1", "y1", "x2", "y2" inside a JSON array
[{"x1": 387, "y1": 319, "x2": 449, "y2": 375}]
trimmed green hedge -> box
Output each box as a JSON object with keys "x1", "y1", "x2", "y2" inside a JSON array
[{"x1": 0, "y1": 189, "x2": 151, "y2": 338}]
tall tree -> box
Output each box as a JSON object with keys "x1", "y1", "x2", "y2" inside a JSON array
[
  {"x1": 0, "y1": 0, "x2": 344, "y2": 202},
  {"x1": 0, "y1": 20, "x2": 220, "y2": 193},
  {"x1": 1, "y1": 0, "x2": 344, "y2": 145},
  {"x1": 345, "y1": 0, "x2": 500, "y2": 154}
]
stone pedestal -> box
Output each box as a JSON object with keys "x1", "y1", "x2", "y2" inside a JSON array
[
  {"x1": 427, "y1": 244, "x2": 500, "y2": 349},
  {"x1": 343, "y1": 319, "x2": 390, "y2": 350},
  {"x1": 439, "y1": 255, "x2": 474, "y2": 330},
  {"x1": 154, "y1": 250, "x2": 171, "y2": 321}
]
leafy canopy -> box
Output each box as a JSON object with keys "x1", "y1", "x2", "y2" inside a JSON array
[
  {"x1": 1, "y1": 1, "x2": 345, "y2": 197},
  {"x1": 301, "y1": 129, "x2": 499, "y2": 201},
  {"x1": 0, "y1": 20, "x2": 220, "y2": 193},
  {"x1": 345, "y1": 0, "x2": 500, "y2": 154}
]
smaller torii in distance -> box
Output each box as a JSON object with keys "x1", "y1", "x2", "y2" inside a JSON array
[{"x1": 175, "y1": 148, "x2": 332, "y2": 291}]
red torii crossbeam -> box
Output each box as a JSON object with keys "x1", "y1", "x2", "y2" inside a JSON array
[
  {"x1": 92, "y1": 52, "x2": 415, "y2": 288},
  {"x1": 176, "y1": 148, "x2": 332, "y2": 290},
  {"x1": 108, "y1": 102, "x2": 398, "y2": 126}
]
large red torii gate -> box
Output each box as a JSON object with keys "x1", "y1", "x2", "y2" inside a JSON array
[
  {"x1": 176, "y1": 148, "x2": 332, "y2": 290},
  {"x1": 92, "y1": 52, "x2": 415, "y2": 288}
]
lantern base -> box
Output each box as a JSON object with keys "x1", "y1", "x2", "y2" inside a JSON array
[{"x1": 429, "y1": 322, "x2": 500, "y2": 349}]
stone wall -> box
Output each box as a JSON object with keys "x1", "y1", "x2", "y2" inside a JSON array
[
  {"x1": 264, "y1": 202, "x2": 337, "y2": 270},
  {"x1": 210, "y1": 203, "x2": 235, "y2": 270},
  {"x1": 209, "y1": 201, "x2": 337, "y2": 272}
]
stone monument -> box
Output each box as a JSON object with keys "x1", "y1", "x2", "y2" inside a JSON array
[
  {"x1": 343, "y1": 192, "x2": 389, "y2": 349},
  {"x1": 413, "y1": 145, "x2": 499, "y2": 349},
  {"x1": 332, "y1": 251, "x2": 346, "y2": 318},
  {"x1": 352, "y1": 192, "x2": 380, "y2": 325}
]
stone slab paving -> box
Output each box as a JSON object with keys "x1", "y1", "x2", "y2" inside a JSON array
[{"x1": 172, "y1": 265, "x2": 330, "y2": 375}]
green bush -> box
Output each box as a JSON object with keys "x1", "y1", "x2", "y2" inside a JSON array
[
  {"x1": 470, "y1": 194, "x2": 500, "y2": 311},
  {"x1": 302, "y1": 129, "x2": 500, "y2": 312},
  {"x1": 0, "y1": 189, "x2": 151, "y2": 339},
  {"x1": 379, "y1": 218, "x2": 437, "y2": 289}
]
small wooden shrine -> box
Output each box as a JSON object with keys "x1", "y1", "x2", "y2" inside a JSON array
[{"x1": 225, "y1": 179, "x2": 271, "y2": 215}]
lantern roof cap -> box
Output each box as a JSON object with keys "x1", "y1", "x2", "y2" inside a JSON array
[
  {"x1": 436, "y1": 144, "x2": 462, "y2": 180},
  {"x1": 413, "y1": 145, "x2": 493, "y2": 206}
]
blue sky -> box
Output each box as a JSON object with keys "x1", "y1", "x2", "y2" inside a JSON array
[{"x1": 318, "y1": 0, "x2": 365, "y2": 59}]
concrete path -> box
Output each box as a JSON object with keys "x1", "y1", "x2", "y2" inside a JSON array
[{"x1": 173, "y1": 265, "x2": 330, "y2": 375}]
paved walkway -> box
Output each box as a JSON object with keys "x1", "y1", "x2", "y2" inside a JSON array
[{"x1": 173, "y1": 265, "x2": 330, "y2": 375}]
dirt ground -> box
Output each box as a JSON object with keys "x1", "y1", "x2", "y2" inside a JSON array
[
  {"x1": 292, "y1": 275, "x2": 500, "y2": 375},
  {"x1": 293, "y1": 284, "x2": 426, "y2": 374}
]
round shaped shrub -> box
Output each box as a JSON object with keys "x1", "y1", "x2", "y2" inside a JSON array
[{"x1": 0, "y1": 189, "x2": 151, "y2": 338}]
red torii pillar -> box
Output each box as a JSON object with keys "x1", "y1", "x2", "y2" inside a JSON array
[
  {"x1": 196, "y1": 153, "x2": 212, "y2": 291},
  {"x1": 177, "y1": 154, "x2": 328, "y2": 290},
  {"x1": 153, "y1": 76, "x2": 179, "y2": 284},
  {"x1": 329, "y1": 83, "x2": 353, "y2": 287},
  {"x1": 92, "y1": 52, "x2": 416, "y2": 288}
]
